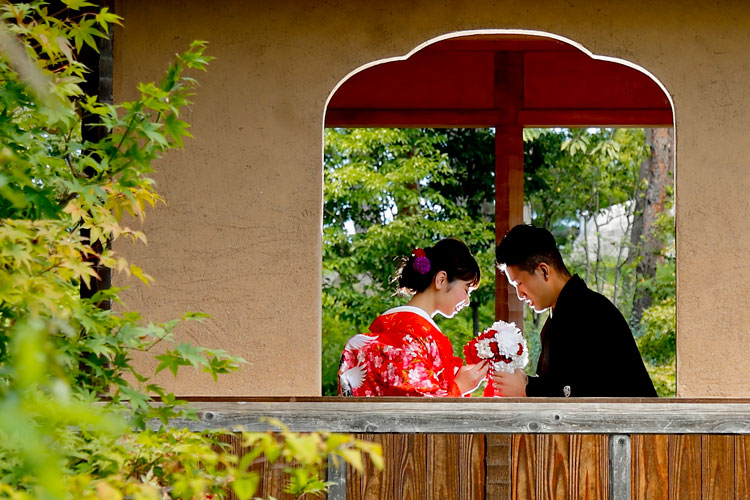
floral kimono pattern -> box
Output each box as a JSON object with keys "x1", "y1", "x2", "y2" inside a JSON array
[{"x1": 338, "y1": 307, "x2": 464, "y2": 397}]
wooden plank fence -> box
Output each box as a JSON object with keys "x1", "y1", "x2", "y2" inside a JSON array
[{"x1": 169, "y1": 398, "x2": 750, "y2": 499}]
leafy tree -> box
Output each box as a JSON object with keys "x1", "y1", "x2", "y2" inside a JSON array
[
  {"x1": 634, "y1": 193, "x2": 676, "y2": 396},
  {"x1": 630, "y1": 128, "x2": 674, "y2": 323},
  {"x1": 0, "y1": 3, "x2": 378, "y2": 498},
  {"x1": 549, "y1": 128, "x2": 648, "y2": 310},
  {"x1": 431, "y1": 128, "x2": 496, "y2": 336},
  {"x1": 523, "y1": 130, "x2": 582, "y2": 241}
]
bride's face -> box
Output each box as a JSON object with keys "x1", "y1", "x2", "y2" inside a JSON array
[{"x1": 436, "y1": 278, "x2": 473, "y2": 318}]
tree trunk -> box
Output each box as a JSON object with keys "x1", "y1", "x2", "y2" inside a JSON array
[
  {"x1": 630, "y1": 128, "x2": 674, "y2": 323},
  {"x1": 594, "y1": 216, "x2": 603, "y2": 294},
  {"x1": 582, "y1": 214, "x2": 591, "y2": 283},
  {"x1": 79, "y1": 1, "x2": 114, "y2": 310},
  {"x1": 592, "y1": 175, "x2": 602, "y2": 294},
  {"x1": 472, "y1": 301, "x2": 480, "y2": 336},
  {"x1": 613, "y1": 205, "x2": 635, "y2": 310}
]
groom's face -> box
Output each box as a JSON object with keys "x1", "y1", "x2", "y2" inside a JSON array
[{"x1": 504, "y1": 265, "x2": 553, "y2": 313}]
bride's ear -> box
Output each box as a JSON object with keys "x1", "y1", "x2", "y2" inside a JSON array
[{"x1": 433, "y1": 270, "x2": 448, "y2": 290}]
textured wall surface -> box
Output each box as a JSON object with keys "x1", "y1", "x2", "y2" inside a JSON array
[{"x1": 114, "y1": 0, "x2": 750, "y2": 397}]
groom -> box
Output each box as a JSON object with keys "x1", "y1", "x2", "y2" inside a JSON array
[{"x1": 492, "y1": 224, "x2": 657, "y2": 397}]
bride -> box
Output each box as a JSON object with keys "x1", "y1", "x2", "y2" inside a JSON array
[{"x1": 338, "y1": 238, "x2": 488, "y2": 397}]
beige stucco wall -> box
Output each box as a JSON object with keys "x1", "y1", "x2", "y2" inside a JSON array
[{"x1": 114, "y1": 0, "x2": 750, "y2": 397}]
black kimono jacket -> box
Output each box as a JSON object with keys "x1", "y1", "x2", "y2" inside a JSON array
[{"x1": 525, "y1": 275, "x2": 657, "y2": 397}]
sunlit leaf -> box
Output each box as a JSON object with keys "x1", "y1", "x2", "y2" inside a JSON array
[{"x1": 232, "y1": 474, "x2": 260, "y2": 500}]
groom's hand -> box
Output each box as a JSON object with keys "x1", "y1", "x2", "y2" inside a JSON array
[{"x1": 492, "y1": 368, "x2": 527, "y2": 397}]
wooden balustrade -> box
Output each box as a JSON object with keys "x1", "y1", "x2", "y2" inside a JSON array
[{"x1": 168, "y1": 398, "x2": 750, "y2": 499}]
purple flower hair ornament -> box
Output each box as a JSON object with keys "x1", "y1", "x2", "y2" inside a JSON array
[{"x1": 412, "y1": 248, "x2": 431, "y2": 274}]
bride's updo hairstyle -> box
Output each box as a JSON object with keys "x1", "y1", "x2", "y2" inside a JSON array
[{"x1": 396, "y1": 238, "x2": 480, "y2": 296}]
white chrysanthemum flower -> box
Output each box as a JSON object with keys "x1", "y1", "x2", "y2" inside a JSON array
[
  {"x1": 484, "y1": 320, "x2": 528, "y2": 374},
  {"x1": 494, "y1": 332, "x2": 518, "y2": 356},
  {"x1": 475, "y1": 338, "x2": 494, "y2": 359}
]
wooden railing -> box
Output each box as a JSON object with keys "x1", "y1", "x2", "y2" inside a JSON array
[{"x1": 169, "y1": 398, "x2": 750, "y2": 500}]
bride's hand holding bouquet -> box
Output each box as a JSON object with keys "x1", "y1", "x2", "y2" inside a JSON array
[{"x1": 463, "y1": 320, "x2": 528, "y2": 397}]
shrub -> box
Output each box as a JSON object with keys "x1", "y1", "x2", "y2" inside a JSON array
[{"x1": 0, "y1": 3, "x2": 378, "y2": 498}]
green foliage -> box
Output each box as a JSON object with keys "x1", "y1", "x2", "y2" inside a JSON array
[
  {"x1": 241, "y1": 420, "x2": 383, "y2": 499},
  {"x1": 323, "y1": 128, "x2": 496, "y2": 325},
  {"x1": 524, "y1": 130, "x2": 582, "y2": 240},
  {"x1": 636, "y1": 200, "x2": 676, "y2": 396},
  {"x1": 0, "y1": 3, "x2": 379, "y2": 498},
  {"x1": 527, "y1": 128, "x2": 647, "y2": 251},
  {"x1": 557, "y1": 128, "x2": 648, "y2": 302},
  {"x1": 321, "y1": 293, "x2": 358, "y2": 397},
  {"x1": 638, "y1": 296, "x2": 676, "y2": 365},
  {"x1": 643, "y1": 359, "x2": 676, "y2": 398}
]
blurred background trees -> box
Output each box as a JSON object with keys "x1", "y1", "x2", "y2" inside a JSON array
[{"x1": 323, "y1": 126, "x2": 675, "y2": 396}]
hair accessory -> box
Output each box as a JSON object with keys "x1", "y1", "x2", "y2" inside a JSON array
[{"x1": 412, "y1": 248, "x2": 431, "y2": 274}]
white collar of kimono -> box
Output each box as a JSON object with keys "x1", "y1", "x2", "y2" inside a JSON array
[{"x1": 382, "y1": 305, "x2": 441, "y2": 332}]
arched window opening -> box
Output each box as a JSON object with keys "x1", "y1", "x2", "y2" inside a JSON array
[{"x1": 322, "y1": 32, "x2": 675, "y2": 397}]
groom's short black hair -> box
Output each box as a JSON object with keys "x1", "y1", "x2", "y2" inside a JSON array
[{"x1": 496, "y1": 224, "x2": 570, "y2": 275}]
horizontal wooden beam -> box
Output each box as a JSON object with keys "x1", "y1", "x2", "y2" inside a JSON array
[
  {"x1": 518, "y1": 109, "x2": 673, "y2": 127},
  {"x1": 324, "y1": 109, "x2": 503, "y2": 127},
  {"x1": 165, "y1": 400, "x2": 750, "y2": 435},
  {"x1": 324, "y1": 108, "x2": 673, "y2": 128}
]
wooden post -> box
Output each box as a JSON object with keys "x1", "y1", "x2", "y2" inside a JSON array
[
  {"x1": 494, "y1": 52, "x2": 524, "y2": 326},
  {"x1": 609, "y1": 434, "x2": 632, "y2": 500},
  {"x1": 326, "y1": 455, "x2": 347, "y2": 500}
]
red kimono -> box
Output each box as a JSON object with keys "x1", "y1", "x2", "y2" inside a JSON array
[{"x1": 338, "y1": 306, "x2": 464, "y2": 397}]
